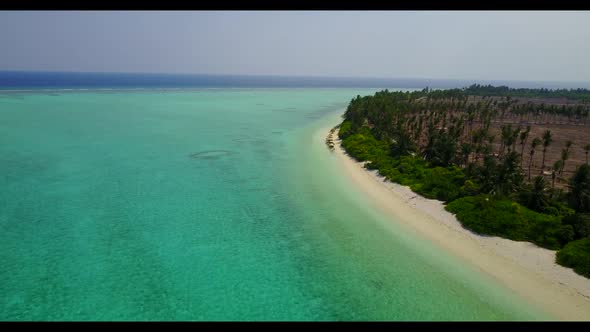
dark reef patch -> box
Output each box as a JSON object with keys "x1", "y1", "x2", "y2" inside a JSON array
[
  {"x1": 231, "y1": 137, "x2": 268, "y2": 145},
  {"x1": 271, "y1": 108, "x2": 297, "y2": 113},
  {"x1": 189, "y1": 150, "x2": 236, "y2": 160}
]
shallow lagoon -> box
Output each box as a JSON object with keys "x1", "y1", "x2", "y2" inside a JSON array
[{"x1": 0, "y1": 89, "x2": 546, "y2": 320}]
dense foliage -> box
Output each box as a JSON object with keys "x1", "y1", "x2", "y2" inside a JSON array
[
  {"x1": 341, "y1": 123, "x2": 466, "y2": 202},
  {"x1": 446, "y1": 196, "x2": 570, "y2": 249},
  {"x1": 556, "y1": 237, "x2": 590, "y2": 278},
  {"x1": 568, "y1": 164, "x2": 590, "y2": 213},
  {"x1": 338, "y1": 87, "x2": 590, "y2": 278},
  {"x1": 561, "y1": 213, "x2": 590, "y2": 240}
]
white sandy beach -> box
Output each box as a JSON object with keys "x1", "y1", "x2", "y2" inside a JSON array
[{"x1": 324, "y1": 126, "x2": 590, "y2": 320}]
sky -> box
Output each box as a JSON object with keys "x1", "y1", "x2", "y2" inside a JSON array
[{"x1": 1, "y1": 11, "x2": 589, "y2": 82}]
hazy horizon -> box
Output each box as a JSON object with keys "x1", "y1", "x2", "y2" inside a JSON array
[
  {"x1": 2, "y1": 69, "x2": 590, "y2": 84},
  {"x1": 1, "y1": 11, "x2": 590, "y2": 82}
]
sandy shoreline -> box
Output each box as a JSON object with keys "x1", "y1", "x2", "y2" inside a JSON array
[{"x1": 323, "y1": 125, "x2": 590, "y2": 320}]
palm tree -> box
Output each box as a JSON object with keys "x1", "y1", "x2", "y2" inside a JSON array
[
  {"x1": 529, "y1": 137, "x2": 542, "y2": 181},
  {"x1": 552, "y1": 160, "x2": 562, "y2": 189},
  {"x1": 584, "y1": 144, "x2": 590, "y2": 165},
  {"x1": 478, "y1": 155, "x2": 498, "y2": 194},
  {"x1": 526, "y1": 176, "x2": 549, "y2": 211},
  {"x1": 500, "y1": 124, "x2": 512, "y2": 157},
  {"x1": 511, "y1": 126, "x2": 521, "y2": 153},
  {"x1": 569, "y1": 164, "x2": 590, "y2": 212},
  {"x1": 560, "y1": 148, "x2": 570, "y2": 176},
  {"x1": 541, "y1": 130, "x2": 553, "y2": 172},
  {"x1": 496, "y1": 151, "x2": 523, "y2": 196},
  {"x1": 460, "y1": 142, "x2": 472, "y2": 168},
  {"x1": 519, "y1": 126, "x2": 531, "y2": 167}
]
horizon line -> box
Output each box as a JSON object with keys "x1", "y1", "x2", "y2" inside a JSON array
[{"x1": 2, "y1": 69, "x2": 590, "y2": 85}]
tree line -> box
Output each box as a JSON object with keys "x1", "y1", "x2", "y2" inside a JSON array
[{"x1": 463, "y1": 84, "x2": 590, "y2": 101}]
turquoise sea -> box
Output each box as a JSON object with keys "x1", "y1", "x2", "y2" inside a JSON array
[{"x1": 0, "y1": 88, "x2": 549, "y2": 320}]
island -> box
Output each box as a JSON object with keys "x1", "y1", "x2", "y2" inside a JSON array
[{"x1": 326, "y1": 85, "x2": 590, "y2": 319}]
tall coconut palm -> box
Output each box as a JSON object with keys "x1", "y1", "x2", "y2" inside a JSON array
[
  {"x1": 569, "y1": 164, "x2": 590, "y2": 212},
  {"x1": 527, "y1": 176, "x2": 550, "y2": 211},
  {"x1": 560, "y1": 148, "x2": 570, "y2": 176},
  {"x1": 529, "y1": 137, "x2": 542, "y2": 181},
  {"x1": 499, "y1": 124, "x2": 512, "y2": 157},
  {"x1": 511, "y1": 126, "x2": 521, "y2": 153},
  {"x1": 541, "y1": 130, "x2": 553, "y2": 172},
  {"x1": 496, "y1": 151, "x2": 524, "y2": 196},
  {"x1": 584, "y1": 144, "x2": 590, "y2": 165},
  {"x1": 552, "y1": 160, "x2": 562, "y2": 189},
  {"x1": 519, "y1": 126, "x2": 531, "y2": 167}
]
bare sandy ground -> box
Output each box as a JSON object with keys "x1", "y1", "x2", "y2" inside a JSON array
[{"x1": 323, "y1": 126, "x2": 590, "y2": 320}]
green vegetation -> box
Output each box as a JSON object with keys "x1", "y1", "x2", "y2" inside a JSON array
[
  {"x1": 556, "y1": 237, "x2": 590, "y2": 278},
  {"x1": 561, "y1": 213, "x2": 590, "y2": 240},
  {"x1": 568, "y1": 164, "x2": 590, "y2": 213},
  {"x1": 340, "y1": 123, "x2": 465, "y2": 202},
  {"x1": 446, "y1": 196, "x2": 569, "y2": 249},
  {"x1": 464, "y1": 84, "x2": 590, "y2": 101},
  {"x1": 338, "y1": 87, "x2": 590, "y2": 278}
]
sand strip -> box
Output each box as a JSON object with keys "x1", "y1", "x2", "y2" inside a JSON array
[{"x1": 325, "y1": 126, "x2": 590, "y2": 320}]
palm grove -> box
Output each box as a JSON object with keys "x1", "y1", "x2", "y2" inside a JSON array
[{"x1": 337, "y1": 86, "x2": 590, "y2": 278}]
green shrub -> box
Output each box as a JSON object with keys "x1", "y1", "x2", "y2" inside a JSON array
[
  {"x1": 414, "y1": 166, "x2": 466, "y2": 202},
  {"x1": 556, "y1": 237, "x2": 590, "y2": 278},
  {"x1": 460, "y1": 179, "x2": 480, "y2": 197},
  {"x1": 445, "y1": 195, "x2": 563, "y2": 249},
  {"x1": 338, "y1": 120, "x2": 352, "y2": 139},
  {"x1": 341, "y1": 128, "x2": 390, "y2": 163},
  {"x1": 562, "y1": 213, "x2": 590, "y2": 240}
]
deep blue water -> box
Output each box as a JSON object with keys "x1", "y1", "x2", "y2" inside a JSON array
[{"x1": 1, "y1": 71, "x2": 589, "y2": 90}]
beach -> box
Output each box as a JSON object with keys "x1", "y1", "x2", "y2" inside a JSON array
[{"x1": 325, "y1": 125, "x2": 590, "y2": 320}]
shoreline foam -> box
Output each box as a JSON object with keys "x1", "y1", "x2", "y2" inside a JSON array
[{"x1": 324, "y1": 125, "x2": 590, "y2": 320}]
